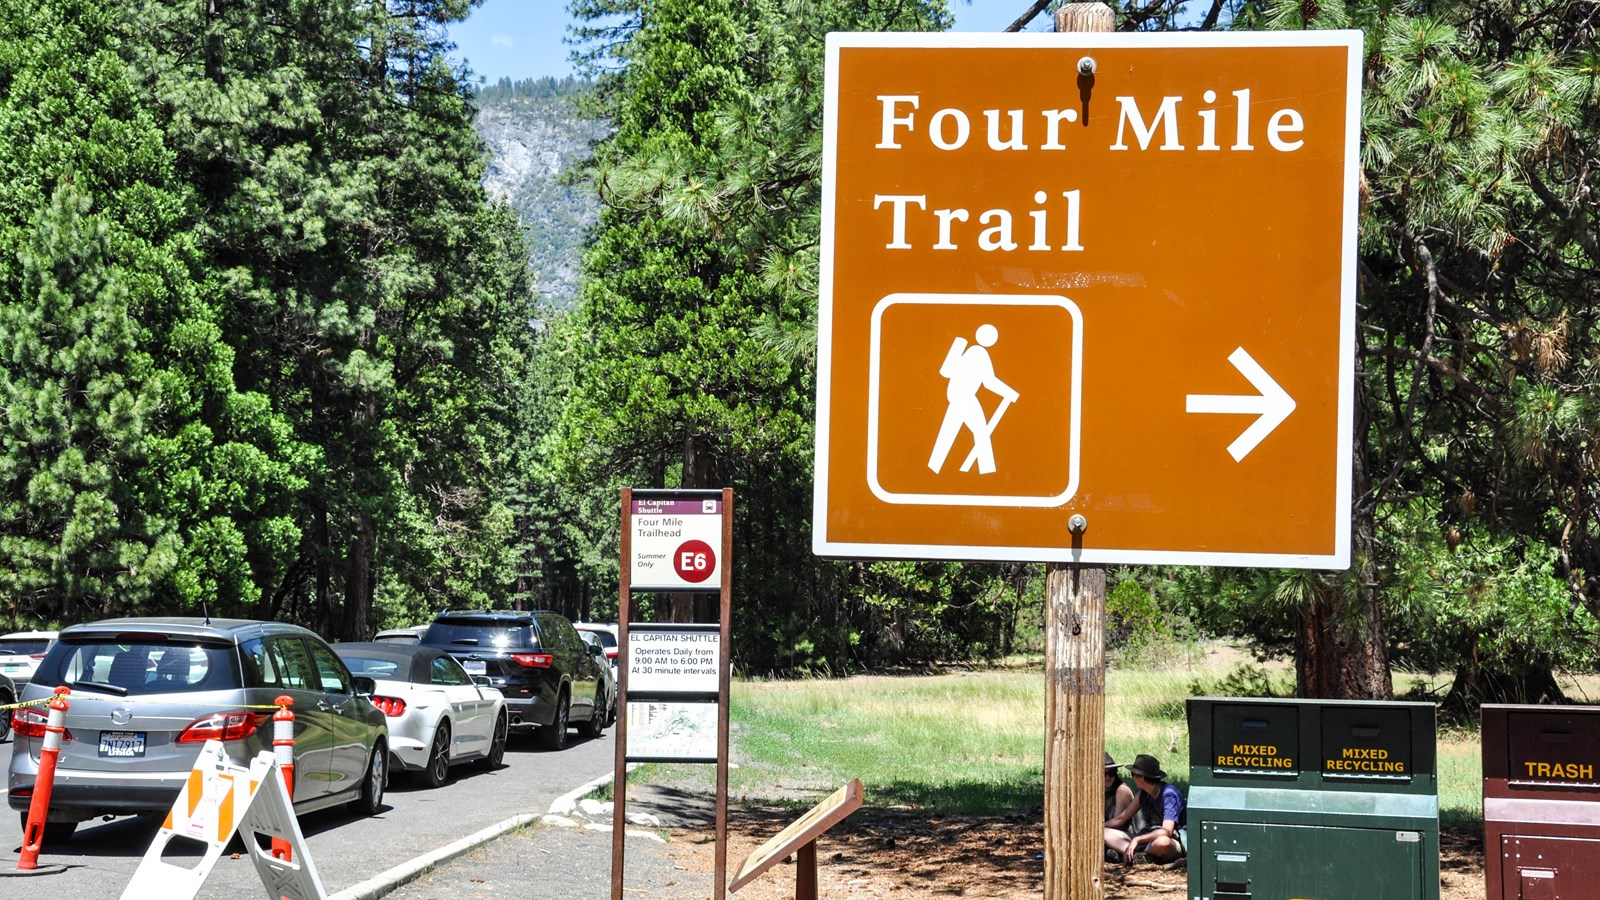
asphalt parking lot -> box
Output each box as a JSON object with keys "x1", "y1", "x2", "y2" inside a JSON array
[{"x1": 0, "y1": 728, "x2": 647, "y2": 898}]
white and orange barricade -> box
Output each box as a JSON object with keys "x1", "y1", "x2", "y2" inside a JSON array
[{"x1": 120, "y1": 739, "x2": 326, "y2": 900}]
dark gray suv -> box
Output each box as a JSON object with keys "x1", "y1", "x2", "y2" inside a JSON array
[{"x1": 419, "y1": 610, "x2": 606, "y2": 750}]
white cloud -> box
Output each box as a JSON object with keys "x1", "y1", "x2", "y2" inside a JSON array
[{"x1": 490, "y1": 34, "x2": 513, "y2": 48}]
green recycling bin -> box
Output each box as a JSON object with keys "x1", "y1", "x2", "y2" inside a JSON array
[{"x1": 1186, "y1": 697, "x2": 1440, "y2": 900}]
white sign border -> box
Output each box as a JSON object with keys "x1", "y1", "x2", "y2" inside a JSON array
[
  {"x1": 867, "y1": 293, "x2": 1082, "y2": 507},
  {"x1": 813, "y1": 30, "x2": 1360, "y2": 571}
]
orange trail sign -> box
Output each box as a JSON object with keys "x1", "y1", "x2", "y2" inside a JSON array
[{"x1": 813, "y1": 31, "x2": 1362, "y2": 569}]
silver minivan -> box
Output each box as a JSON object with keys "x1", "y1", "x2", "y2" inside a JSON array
[{"x1": 7, "y1": 618, "x2": 389, "y2": 842}]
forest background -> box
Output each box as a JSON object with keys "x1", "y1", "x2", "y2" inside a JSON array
[{"x1": 1, "y1": 0, "x2": 1597, "y2": 715}]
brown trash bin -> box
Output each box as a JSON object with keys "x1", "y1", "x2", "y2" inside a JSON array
[{"x1": 1482, "y1": 704, "x2": 1600, "y2": 899}]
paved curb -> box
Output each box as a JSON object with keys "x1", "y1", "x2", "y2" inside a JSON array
[
  {"x1": 329, "y1": 765, "x2": 628, "y2": 900},
  {"x1": 329, "y1": 811, "x2": 539, "y2": 900},
  {"x1": 547, "y1": 764, "x2": 633, "y2": 817}
]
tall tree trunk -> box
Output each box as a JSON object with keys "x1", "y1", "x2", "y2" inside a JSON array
[
  {"x1": 314, "y1": 502, "x2": 333, "y2": 637},
  {"x1": 204, "y1": 0, "x2": 223, "y2": 83},
  {"x1": 343, "y1": 512, "x2": 374, "y2": 641},
  {"x1": 1344, "y1": 482, "x2": 1391, "y2": 698},
  {"x1": 1297, "y1": 394, "x2": 1392, "y2": 699},
  {"x1": 671, "y1": 433, "x2": 713, "y2": 623}
]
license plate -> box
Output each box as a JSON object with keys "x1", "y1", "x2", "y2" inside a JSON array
[
  {"x1": 99, "y1": 731, "x2": 146, "y2": 758},
  {"x1": 463, "y1": 659, "x2": 486, "y2": 675}
]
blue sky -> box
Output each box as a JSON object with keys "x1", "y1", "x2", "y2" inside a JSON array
[{"x1": 446, "y1": 2, "x2": 1047, "y2": 86}]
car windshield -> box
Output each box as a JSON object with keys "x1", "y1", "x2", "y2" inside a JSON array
[
  {"x1": 37, "y1": 638, "x2": 240, "y2": 696},
  {"x1": 0, "y1": 639, "x2": 49, "y2": 655},
  {"x1": 587, "y1": 631, "x2": 617, "y2": 649},
  {"x1": 423, "y1": 620, "x2": 532, "y2": 649},
  {"x1": 341, "y1": 656, "x2": 404, "y2": 679}
]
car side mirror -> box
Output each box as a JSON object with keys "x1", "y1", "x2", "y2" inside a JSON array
[
  {"x1": 351, "y1": 675, "x2": 377, "y2": 696},
  {"x1": 472, "y1": 675, "x2": 491, "y2": 688},
  {"x1": 587, "y1": 643, "x2": 604, "y2": 658}
]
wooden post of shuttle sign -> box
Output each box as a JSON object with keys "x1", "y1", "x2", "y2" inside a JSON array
[{"x1": 1045, "y1": 9, "x2": 1113, "y2": 899}]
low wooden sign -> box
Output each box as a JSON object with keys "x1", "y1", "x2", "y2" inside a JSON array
[{"x1": 729, "y1": 779, "x2": 864, "y2": 897}]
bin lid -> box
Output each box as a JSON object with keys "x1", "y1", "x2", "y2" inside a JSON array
[
  {"x1": 1205, "y1": 702, "x2": 1300, "y2": 777},
  {"x1": 1484, "y1": 705, "x2": 1600, "y2": 788},
  {"x1": 1320, "y1": 704, "x2": 1422, "y2": 780},
  {"x1": 1189, "y1": 697, "x2": 1436, "y2": 788}
]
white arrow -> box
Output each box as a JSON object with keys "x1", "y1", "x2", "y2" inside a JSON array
[{"x1": 1185, "y1": 347, "x2": 1296, "y2": 462}]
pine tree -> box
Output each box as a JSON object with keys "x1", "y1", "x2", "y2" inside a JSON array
[
  {"x1": 0, "y1": 0, "x2": 305, "y2": 624},
  {"x1": 125, "y1": 0, "x2": 535, "y2": 637}
]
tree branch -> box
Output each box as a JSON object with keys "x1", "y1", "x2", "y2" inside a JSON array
[
  {"x1": 1361, "y1": 344, "x2": 1498, "y2": 410},
  {"x1": 1525, "y1": 169, "x2": 1600, "y2": 268},
  {"x1": 1364, "y1": 229, "x2": 1447, "y2": 509},
  {"x1": 1004, "y1": 0, "x2": 1053, "y2": 32}
]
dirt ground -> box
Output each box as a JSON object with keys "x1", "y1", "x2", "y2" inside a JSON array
[{"x1": 669, "y1": 808, "x2": 1488, "y2": 899}]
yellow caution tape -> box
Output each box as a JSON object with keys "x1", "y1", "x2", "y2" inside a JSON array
[{"x1": 0, "y1": 693, "x2": 291, "y2": 711}]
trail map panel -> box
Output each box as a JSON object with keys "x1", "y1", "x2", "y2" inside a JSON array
[{"x1": 625, "y1": 700, "x2": 718, "y2": 763}]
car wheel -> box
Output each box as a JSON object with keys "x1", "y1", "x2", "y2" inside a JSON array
[
  {"x1": 582, "y1": 688, "x2": 605, "y2": 739},
  {"x1": 18, "y1": 812, "x2": 76, "y2": 844},
  {"x1": 349, "y1": 741, "x2": 386, "y2": 815},
  {"x1": 537, "y1": 690, "x2": 570, "y2": 751},
  {"x1": 0, "y1": 690, "x2": 12, "y2": 742},
  {"x1": 421, "y1": 721, "x2": 451, "y2": 788},
  {"x1": 477, "y1": 712, "x2": 507, "y2": 770}
]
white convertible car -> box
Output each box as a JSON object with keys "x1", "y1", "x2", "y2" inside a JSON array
[{"x1": 335, "y1": 642, "x2": 508, "y2": 787}]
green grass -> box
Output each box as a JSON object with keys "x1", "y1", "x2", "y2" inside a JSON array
[
  {"x1": 683, "y1": 647, "x2": 1487, "y2": 829},
  {"x1": 727, "y1": 668, "x2": 1045, "y2": 813}
]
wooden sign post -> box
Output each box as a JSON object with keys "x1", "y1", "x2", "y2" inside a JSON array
[{"x1": 1046, "y1": 11, "x2": 1111, "y2": 900}]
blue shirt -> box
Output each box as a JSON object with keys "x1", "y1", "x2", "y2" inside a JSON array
[{"x1": 1138, "y1": 782, "x2": 1186, "y2": 831}]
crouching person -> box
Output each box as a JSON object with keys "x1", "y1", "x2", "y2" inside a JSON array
[
  {"x1": 1123, "y1": 754, "x2": 1187, "y2": 870},
  {"x1": 1103, "y1": 752, "x2": 1137, "y2": 862}
]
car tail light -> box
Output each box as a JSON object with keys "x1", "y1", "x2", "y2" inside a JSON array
[
  {"x1": 12, "y1": 707, "x2": 72, "y2": 741},
  {"x1": 370, "y1": 695, "x2": 406, "y2": 717},
  {"x1": 604, "y1": 649, "x2": 618, "y2": 660},
  {"x1": 28, "y1": 652, "x2": 45, "y2": 660},
  {"x1": 509, "y1": 653, "x2": 553, "y2": 668},
  {"x1": 177, "y1": 711, "x2": 267, "y2": 743}
]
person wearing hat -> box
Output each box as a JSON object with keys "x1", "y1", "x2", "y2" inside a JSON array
[
  {"x1": 1102, "y1": 752, "x2": 1138, "y2": 862},
  {"x1": 1119, "y1": 754, "x2": 1187, "y2": 869}
]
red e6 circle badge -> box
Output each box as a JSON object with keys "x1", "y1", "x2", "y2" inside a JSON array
[{"x1": 673, "y1": 540, "x2": 716, "y2": 583}]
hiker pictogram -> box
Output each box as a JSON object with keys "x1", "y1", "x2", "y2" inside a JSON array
[
  {"x1": 927, "y1": 324, "x2": 1019, "y2": 475},
  {"x1": 863, "y1": 293, "x2": 1081, "y2": 509}
]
